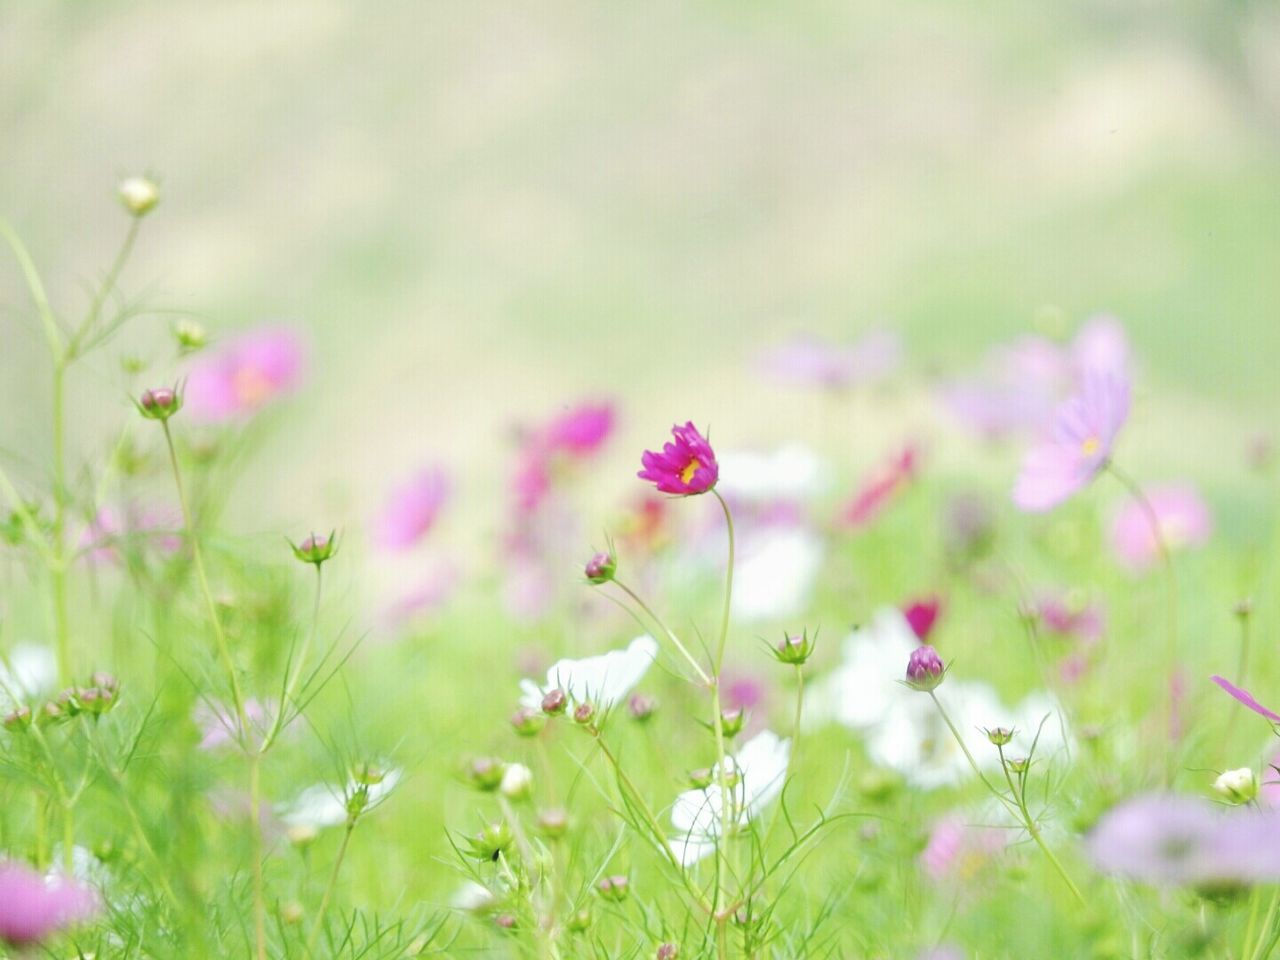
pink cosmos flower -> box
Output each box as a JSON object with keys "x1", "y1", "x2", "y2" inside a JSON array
[
  {"x1": 195, "y1": 698, "x2": 272, "y2": 750},
  {"x1": 79, "y1": 505, "x2": 182, "y2": 565},
  {"x1": 841, "y1": 446, "x2": 917, "y2": 528},
  {"x1": 543, "y1": 402, "x2": 615, "y2": 457},
  {"x1": 638, "y1": 422, "x2": 719, "y2": 495},
  {"x1": 1212, "y1": 676, "x2": 1280, "y2": 725},
  {"x1": 920, "y1": 813, "x2": 1006, "y2": 883},
  {"x1": 1012, "y1": 373, "x2": 1130, "y2": 512},
  {"x1": 1034, "y1": 591, "x2": 1105, "y2": 642},
  {"x1": 1109, "y1": 484, "x2": 1212, "y2": 572},
  {"x1": 374, "y1": 467, "x2": 449, "y2": 551},
  {"x1": 0, "y1": 862, "x2": 98, "y2": 946},
  {"x1": 184, "y1": 327, "x2": 305, "y2": 421},
  {"x1": 903, "y1": 596, "x2": 942, "y2": 642},
  {"x1": 762, "y1": 330, "x2": 902, "y2": 390},
  {"x1": 382, "y1": 558, "x2": 459, "y2": 627}
]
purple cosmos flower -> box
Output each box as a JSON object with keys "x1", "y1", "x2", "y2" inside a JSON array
[
  {"x1": 638, "y1": 422, "x2": 718, "y2": 495},
  {"x1": 1109, "y1": 484, "x2": 1212, "y2": 572},
  {"x1": 906, "y1": 645, "x2": 945, "y2": 691},
  {"x1": 374, "y1": 467, "x2": 449, "y2": 551},
  {"x1": 1211, "y1": 676, "x2": 1280, "y2": 725},
  {"x1": 1012, "y1": 373, "x2": 1130, "y2": 512},
  {"x1": 184, "y1": 327, "x2": 305, "y2": 421},
  {"x1": 1086, "y1": 794, "x2": 1280, "y2": 887},
  {"x1": 762, "y1": 330, "x2": 902, "y2": 390},
  {"x1": 1070, "y1": 314, "x2": 1130, "y2": 383},
  {"x1": 0, "y1": 862, "x2": 98, "y2": 946}
]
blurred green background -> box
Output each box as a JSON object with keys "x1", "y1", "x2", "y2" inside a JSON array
[{"x1": 2, "y1": 0, "x2": 1277, "y2": 528}]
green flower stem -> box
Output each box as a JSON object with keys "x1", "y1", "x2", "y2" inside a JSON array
[
  {"x1": 304, "y1": 819, "x2": 357, "y2": 959},
  {"x1": 261, "y1": 564, "x2": 323, "y2": 754},
  {"x1": 710, "y1": 489, "x2": 737, "y2": 958},
  {"x1": 1250, "y1": 888, "x2": 1280, "y2": 960},
  {"x1": 612, "y1": 578, "x2": 710, "y2": 686}
]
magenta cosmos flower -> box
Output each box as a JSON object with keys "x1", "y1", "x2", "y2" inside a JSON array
[
  {"x1": 903, "y1": 596, "x2": 942, "y2": 642},
  {"x1": 1110, "y1": 484, "x2": 1212, "y2": 572},
  {"x1": 184, "y1": 327, "x2": 305, "y2": 421},
  {"x1": 542, "y1": 402, "x2": 615, "y2": 457},
  {"x1": 638, "y1": 422, "x2": 718, "y2": 495},
  {"x1": 1212, "y1": 675, "x2": 1280, "y2": 725},
  {"x1": 374, "y1": 466, "x2": 449, "y2": 551},
  {"x1": 1012, "y1": 373, "x2": 1130, "y2": 512},
  {"x1": 0, "y1": 862, "x2": 98, "y2": 946}
]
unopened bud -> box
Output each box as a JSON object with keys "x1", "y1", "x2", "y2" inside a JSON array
[
  {"x1": 1214, "y1": 768, "x2": 1258, "y2": 805},
  {"x1": 985, "y1": 727, "x2": 1014, "y2": 746},
  {"x1": 566, "y1": 908, "x2": 592, "y2": 933},
  {"x1": 657, "y1": 944, "x2": 679, "y2": 960},
  {"x1": 466, "y1": 757, "x2": 505, "y2": 792},
  {"x1": 118, "y1": 176, "x2": 160, "y2": 216},
  {"x1": 467, "y1": 822, "x2": 514, "y2": 861},
  {"x1": 1005, "y1": 757, "x2": 1030, "y2": 774},
  {"x1": 500, "y1": 763, "x2": 533, "y2": 800},
  {"x1": 174, "y1": 319, "x2": 208, "y2": 352},
  {"x1": 509, "y1": 706, "x2": 546, "y2": 737},
  {"x1": 719, "y1": 708, "x2": 745, "y2": 738},
  {"x1": 494, "y1": 914, "x2": 517, "y2": 931},
  {"x1": 536, "y1": 808, "x2": 569, "y2": 839},
  {"x1": 905, "y1": 645, "x2": 945, "y2": 692},
  {"x1": 573, "y1": 702, "x2": 595, "y2": 725},
  {"x1": 137, "y1": 386, "x2": 183, "y2": 421},
  {"x1": 2, "y1": 706, "x2": 31, "y2": 732},
  {"x1": 541, "y1": 689, "x2": 567, "y2": 716},
  {"x1": 584, "y1": 551, "x2": 616, "y2": 585},
  {"x1": 628, "y1": 693, "x2": 656, "y2": 722},
  {"x1": 687, "y1": 768, "x2": 714, "y2": 789},
  {"x1": 287, "y1": 824, "x2": 319, "y2": 848},
  {"x1": 597, "y1": 875, "x2": 629, "y2": 902},
  {"x1": 281, "y1": 901, "x2": 305, "y2": 925},
  {"x1": 773, "y1": 630, "x2": 814, "y2": 666},
  {"x1": 353, "y1": 762, "x2": 385, "y2": 786},
  {"x1": 291, "y1": 532, "x2": 338, "y2": 566}
]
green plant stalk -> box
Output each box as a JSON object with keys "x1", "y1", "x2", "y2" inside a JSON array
[
  {"x1": 1250, "y1": 888, "x2": 1280, "y2": 960},
  {"x1": 304, "y1": 819, "x2": 357, "y2": 959},
  {"x1": 612, "y1": 578, "x2": 709, "y2": 685},
  {"x1": 261, "y1": 564, "x2": 323, "y2": 754},
  {"x1": 249, "y1": 753, "x2": 267, "y2": 960},
  {"x1": 710, "y1": 490, "x2": 737, "y2": 958},
  {"x1": 29, "y1": 724, "x2": 75, "y2": 876}
]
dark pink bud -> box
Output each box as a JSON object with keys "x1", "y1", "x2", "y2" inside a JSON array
[
  {"x1": 628, "y1": 694, "x2": 656, "y2": 722},
  {"x1": 541, "y1": 689, "x2": 567, "y2": 716},
  {"x1": 584, "y1": 551, "x2": 616, "y2": 584},
  {"x1": 905, "y1": 645, "x2": 945, "y2": 691},
  {"x1": 138, "y1": 386, "x2": 183, "y2": 421},
  {"x1": 657, "y1": 944, "x2": 680, "y2": 960},
  {"x1": 573, "y1": 702, "x2": 595, "y2": 725}
]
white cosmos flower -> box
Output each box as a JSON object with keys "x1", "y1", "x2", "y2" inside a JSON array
[
  {"x1": 450, "y1": 880, "x2": 496, "y2": 911},
  {"x1": 716, "y1": 445, "x2": 827, "y2": 502},
  {"x1": 0, "y1": 643, "x2": 57, "y2": 709},
  {"x1": 669, "y1": 730, "x2": 791, "y2": 868},
  {"x1": 808, "y1": 607, "x2": 1070, "y2": 789},
  {"x1": 731, "y1": 526, "x2": 824, "y2": 624},
  {"x1": 519, "y1": 635, "x2": 657, "y2": 710},
  {"x1": 278, "y1": 768, "x2": 402, "y2": 829}
]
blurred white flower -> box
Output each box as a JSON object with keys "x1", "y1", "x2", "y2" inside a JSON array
[
  {"x1": 518, "y1": 635, "x2": 657, "y2": 710},
  {"x1": 716, "y1": 445, "x2": 828, "y2": 502},
  {"x1": 450, "y1": 880, "x2": 496, "y2": 911},
  {"x1": 278, "y1": 768, "x2": 402, "y2": 829},
  {"x1": 500, "y1": 763, "x2": 533, "y2": 799},
  {"x1": 808, "y1": 608, "x2": 1070, "y2": 789},
  {"x1": 731, "y1": 526, "x2": 824, "y2": 623},
  {"x1": 669, "y1": 729, "x2": 791, "y2": 868},
  {"x1": 0, "y1": 643, "x2": 57, "y2": 709}
]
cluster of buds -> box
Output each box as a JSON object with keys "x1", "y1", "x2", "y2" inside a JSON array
[
  {"x1": 583, "y1": 550, "x2": 616, "y2": 585},
  {"x1": 136, "y1": 385, "x2": 183, "y2": 422},
  {"x1": 904, "y1": 645, "x2": 945, "y2": 692},
  {"x1": 290, "y1": 531, "x2": 339, "y2": 567},
  {"x1": 771, "y1": 628, "x2": 815, "y2": 666},
  {"x1": 26, "y1": 674, "x2": 121, "y2": 728}
]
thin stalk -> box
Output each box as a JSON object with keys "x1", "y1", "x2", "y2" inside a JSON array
[
  {"x1": 69, "y1": 217, "x2": 140, "y2": 359},
  {"x1": 791, "y1": 665, "x2": 804, "y2": 777},
  {"x1": 1251, "y1": 888, "x2": 1280, "y2": 960},
  {"x1": 304, "y1": 820, "x2": 356, "y2": 959},
  {"x1": 926, "y1": 691, "x2": 1019, "y2": 821},
  {"x1": 0, "y1": 217, "x2": 63, "y2": 357},
  {"x1": 261, "y1": 564, "x2": 323, "y2": 754},
  {"x1": 709, "y1": 490, "x2": 737, "y2": 952},
  {"x1": 249, "y1": 754, "x2": 267, "y2": 960},
  {"x1": 612, "y1": 578, "x2": 709, "y2": 685},
  {"x1": 995, "y1": 743, "x2": 1087, "y2": 907},
  {"x1": 50, "y1": 361, "x2": 72, "y2": 686},
  {"x1": 28, "y1": 725, "x2": 74, "y2": 875}
]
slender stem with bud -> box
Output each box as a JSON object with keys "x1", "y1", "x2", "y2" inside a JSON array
[{"x1": 304, "y1": 819, "x2": 356, "y2": 959}]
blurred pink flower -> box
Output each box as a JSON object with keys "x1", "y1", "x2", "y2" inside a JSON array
[
  {"x1": 722, "y1": 672, "x2": 768, "y2": 713},
  {"x1": 1034, "y1": 591, "x2": 1105, "y2": 642},
  {"x1": 543, "y1": 402, "x2": 615, "y2": 457},
  {"x1": 1212, "y1": 675, "x2": 1280, "y2": 725},
  {"x1": 78, "y1": 505, "x2": 182, "y2": 565},
  {"x1": 940, "y1": 336, "x2": 1068, "y2": 440},
  {"x1": 919, "y1": 813, "x2": 1005, "y2": 883},
  {"x1": 1109, "y1": 484, "x2": 1212, "y2": 572},
  {"x1": 902, "y1": 596, "x2": 942, "y2": 642},
  {"x1": 196, "y1": 698, "x2": 272, "y2": 750},
  {"x1": 0, "y1": 862, "x2": 98, "y2": 946},
  {"x1": 510, "y1": 401, "x2": 616, "y2": 515},
  {"x1": 374, "y1": 467, "x2": 449, "y2": 551},
  {"x1": 184, "y1": 327, "x2": 305, "y2": 421},
  {"x1": 382, "y1": 559, "x2": 460, "y2": 627},
  {"x1": 1012, "y1": 373, "x2": 1129, "y2": 512},
  {"x1": 638, "y1": 422, "x2": 719, "y2": 496},
  {"x1": 763, "y1": 330, "x2": 902, "y2": 390},
  {"x1": 841, "y1": 446, "x2": 917, "y2": 528},
  {"x1": 1071, "y1": 314, "x2": 1130, "y2": 383}
]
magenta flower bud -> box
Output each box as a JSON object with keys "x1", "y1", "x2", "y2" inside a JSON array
[
  {"x1": 597, "y1": 875, "x2": 630, "y2": 902},
  {"x1": 137, "y1": 386, "x2": 183, "y2": 421},
  {"x1": 573, "y1": 702, "x2": 595, "y2": 725},
  {"x1": 584, "y1": 551, "x2": 616, "y2": 585},
  {"x1": 628, "y1": 694, "x2": 656, "y2": 722},
  {"x1": 541, "y1": 689, "x2": 567, "y2": 716},
  {"x1": 905, "y1": 645, "x2": 945, "y2": 691},
  {"x1": 291, "y1": 531, "x2": 338, "y2": 566},
  {"x1": 657, "y1": 944, "x2": 679, "y2": 960}
]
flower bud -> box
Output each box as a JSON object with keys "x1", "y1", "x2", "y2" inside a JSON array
[
  {"x1": 536, "y1": 808, "x2": 569, "y2": 839},
  {"x1": 346, "y1": 785, "x2": 370, "y2": 819},
  {"x1": 596, "y1": 875, "x2": 629, "y2": 902},
  {"x1": 573, "y1": 702, "x2": 595, "y2": 725},
  {"x1": 466, "y1": 757, "x2": 506, "y2": 792},
  {"x1": 719, "y1": 708, "x2": 746, "y2": 738},
  {"x1": 584, "y1": 551, "x2": 616, "y2": 585},
  {"x1": 628, "y1": 694, "x2": 656, "y2": 722},
  {"x1": 494, "y1": 914, "x2": 517, "y2": 931},
  {"x1": 287, "y1": 824, "x2": 319, "y2": 848},
  {"x1": 1214, "y1": 768, "x2": 1258, "y2": 805},
  {"x1": 1005, "y1": 757, "x2": 1030, "y2": 774},
  {"x1": 353, "y1": 762, "x2": 386, "y2": 786},
  {"x1": 985, "y1": 727, "x2": 1014, "y2": 747},
  {"x1": 905, "y1": 645, "x2": 945, "y2": 692},
  {"x1": 2, "y1": 705, "x2": 31, "y2": 733},
  {"x1": 566, "y1": 908, "x2": 592, "y2": 933},
  {"x1": 500, "y1": 763, "x2": 533, "y2": 800},
  {"x1": 657, "y1": 944, "x2": 679, "y2": 960},
  {"x1": 687, "y1": 768, "x2": 714, "y2": 789},
  {"x1": 137, "y1": 386, "x2": 183, "y2": 421},
  {"x1": 509, "y1": 706, "x2": 547, "y2": 737},
  {"x1": 467, "y1": 822, "x2": 514, "y2": 861},
  {"x1": 118, "y1": 176, "x2": 160, "y2": 216},
  {"x1": 773, "y1": 630, "x2": 814, "y2": 666},
  {"x1": 1234, "y1": 598, "x2": 1254, "y2": 621},
  {"x1": 541, "y1": 689, "x2": 567, "y2": 716},
  {"x1": 281, "y1": 901, "x2": 305, "y2": 925},
  {"x1": 291, "y1": 532, "x2": 338, "y2": 567},
  {"x1": 174, "y1": 319, "x2": 208, "y2": 352}
]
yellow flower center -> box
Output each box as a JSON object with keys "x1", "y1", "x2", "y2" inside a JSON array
[
  {"x1": 680, "y1": 459, "x2": 699, "y2": 485},
  {"x1": 233, "y1": 366, "x2": 273, "y2": 408},
  {"x1": 1080, "y1": 436, "x2": 1100, "y2": 457}
]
